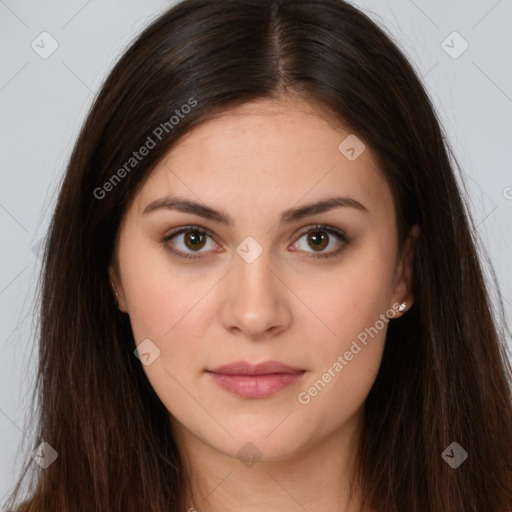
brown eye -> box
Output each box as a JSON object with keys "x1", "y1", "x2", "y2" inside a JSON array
[
  {"x1": 183, "y1": 231, "x2": 207, "y2": 251},
  {"x1": 292, "y1": 224, "x2": 349, "y2": 259},
  {"x1": 162, "y1": 226, "x2": 217, "y2": 260},
  {"x1": 307, "y1": 231, "x2": 329, "y2": 251}
]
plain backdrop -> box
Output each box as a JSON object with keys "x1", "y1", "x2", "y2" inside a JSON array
[{"x1": 0, "y1": 0, "x2": 511, "y2": 504}]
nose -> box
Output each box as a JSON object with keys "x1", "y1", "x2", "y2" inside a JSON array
[{"x1": 220, "y1": 248, "x2": 293, "y2": 340}]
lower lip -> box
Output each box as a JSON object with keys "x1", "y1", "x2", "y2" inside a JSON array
[{"x1": 207, "y1": 371, "x2": 305, "y2": 398}]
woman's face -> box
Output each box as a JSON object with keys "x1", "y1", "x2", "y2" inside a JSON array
[{"x1": 110, "y1": 95, "x2": 415, "y2": 462}]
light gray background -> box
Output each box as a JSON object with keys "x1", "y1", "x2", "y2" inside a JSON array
[{"x1": 1, "y1": 0, "x2": 511, "y2": 504}]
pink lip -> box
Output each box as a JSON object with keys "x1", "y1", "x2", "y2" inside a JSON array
[
  {"x1": 206, "y1": 360, "x2": 306, "y2": 399},
  {"x1": 210, "y1": 360, "x2": 305, "y2": 375}
]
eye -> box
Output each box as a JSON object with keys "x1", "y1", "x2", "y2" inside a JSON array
[
  {"x1": 162, "y1": 226, "x2": 219, "y2": 260},
  {"x1": 161, "y1": 223, "x2": 349, "y2": 261},
  {"x1": 290, "y1": 224, "x2": 349, "y2": 259}
]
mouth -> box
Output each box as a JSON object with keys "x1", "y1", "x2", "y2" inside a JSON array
[{"x1": 206, "y1": 360, "x2": 307, "y2": 399}]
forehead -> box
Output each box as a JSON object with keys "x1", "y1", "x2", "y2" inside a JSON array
[{"x1": 131, "y1": 96, "x2": 393, "y2": 222}]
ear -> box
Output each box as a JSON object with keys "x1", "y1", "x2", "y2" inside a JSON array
[
  {"x1": 391, "y1": 224, "x2": 419, "y2": 316},
  {"x1": 108, "y1": 264, "x2": 128, "y2": 313}
]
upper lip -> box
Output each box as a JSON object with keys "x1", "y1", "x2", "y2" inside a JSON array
[{"x1": 208, "y1": 360, "x2": 305, "y2": 375}]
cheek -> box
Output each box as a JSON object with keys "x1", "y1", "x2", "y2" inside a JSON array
[
  {"x1": 294, "y1": 269, "x2": 392, "y2": 430},
  {"x1": 302, "y1": 251, "x2": 394, "y2": 355},
  {"x1": 119, "y1": 247, "x2": 218, "y2": 406},
  {"x1": 119, "y1": 234, "x2": 207, "y2": 341},
  {"x1": 121, "y1": 258, "x2": 211, "y2": 423},
  {"x1": 296, "y1": 248, "x2": 395, "y2": 414}
]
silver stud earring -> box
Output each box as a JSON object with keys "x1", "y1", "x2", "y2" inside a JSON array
[{"x1": 398, "y1": 302, "x2": 407, "y2": 313}]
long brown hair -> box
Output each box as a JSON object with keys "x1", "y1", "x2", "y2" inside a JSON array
[{"x1": 5, "y1": 0, "x2": 512, "y2": 510}]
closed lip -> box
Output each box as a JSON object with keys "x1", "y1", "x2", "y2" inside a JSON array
[{"x1": 207, "y1": 360, "x2": 305, "y2": 375}]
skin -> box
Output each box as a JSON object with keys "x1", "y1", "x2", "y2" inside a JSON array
[{"x1": 109, "y1": 93, "x2": 418, "y2": 512}]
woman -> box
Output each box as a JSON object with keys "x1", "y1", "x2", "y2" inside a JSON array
[{"x1": 5, "y1": 0, "x2": 512, "y2": 510}]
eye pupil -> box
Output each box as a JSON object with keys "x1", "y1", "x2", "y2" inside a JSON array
[
  {"x1": 184, "y1": 232, "x2": 206, "y2": 250},
  {"x1": 308, "y1": 231, "x2": 328, "y2": 251}
]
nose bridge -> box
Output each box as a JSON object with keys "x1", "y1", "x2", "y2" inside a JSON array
[{"x1": 220, "y1": 237, "x2": 292, "y2": 337}]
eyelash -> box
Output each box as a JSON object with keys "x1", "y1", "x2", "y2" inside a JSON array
[{"x1": 161, "y1": 224, "x2": 349, "y2": 260}]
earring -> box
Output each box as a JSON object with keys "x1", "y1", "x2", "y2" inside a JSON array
[{"x1": 398, "y1": 301, "x2": 407, "y2": 313}]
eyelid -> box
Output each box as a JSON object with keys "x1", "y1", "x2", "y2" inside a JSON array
[
  {"x1": 162, "y1": 225, "x2": 218, "y2": 260},
  {"x1": 164, "y1": 224, "x2": 215, "y2": 240},
  {"x1": 161, "y1": 223, "x2": 349, "y2": 260},
  {"x1": 295, "y1": 224, "x2": 348, "y2": 241},
  {"x1": 291, "y1": 224, "x2": 349, "y2": 259}
]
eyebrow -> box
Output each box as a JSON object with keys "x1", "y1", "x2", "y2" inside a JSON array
[{"x1": 142, "y1": 195, "x2": 368, "y2": 225}]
